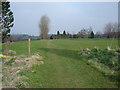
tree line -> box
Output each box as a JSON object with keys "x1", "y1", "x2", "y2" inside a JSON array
[
  {"x1": 50, "y1": 29, "x2": 94, "y2": 39},
  {"x1": 49, "y1": 22, "x2": 119, "y2": 39},
  {"x1": 39, "y1": 15, "x2": 119, "y2": 40},
  {"x1": 9, "y1": 34, "x2": 40, "y2": 42}
]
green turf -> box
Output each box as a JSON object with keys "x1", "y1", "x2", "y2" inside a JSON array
[{"x1": 10, "y1": 38, "x2": 118, "y2": 88}]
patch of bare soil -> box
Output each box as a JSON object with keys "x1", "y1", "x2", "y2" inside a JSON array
[{"x1": 2, "y1": 53, "x2": 43, "y2": 88}]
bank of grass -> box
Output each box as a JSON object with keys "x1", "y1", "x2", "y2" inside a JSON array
[
  {"x1": 9, "y1": 38, "x2": 118, "y2": 88},
  {"x1": 78, "y1": 47, "x2": 119, "y2": 81}
]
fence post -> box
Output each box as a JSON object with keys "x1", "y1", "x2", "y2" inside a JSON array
[{"x1": 28, "y1": 38, "x2": 31, "y2": 56}]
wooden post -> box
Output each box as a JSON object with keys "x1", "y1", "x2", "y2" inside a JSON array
[{"x1": 28, "y1": 38, "x2": 31, "y2": 56}]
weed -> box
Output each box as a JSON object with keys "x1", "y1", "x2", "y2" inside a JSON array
[
  {"x1": 36, "y1": 59, "x2": 42, "y2": 61},
  {"x1": 15, "y1": 82, "x2": 25, "y2": 88},
  {"x1": 18, "y1": 70, "x2": 29, "y2": 76},
  {"x1": 5, "y1": 58, "x2": 16, "y2": 66}
]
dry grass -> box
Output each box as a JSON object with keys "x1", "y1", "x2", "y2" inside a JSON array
[{"x1": 2, "y1": 53, "x2": 43, "y2": 88}]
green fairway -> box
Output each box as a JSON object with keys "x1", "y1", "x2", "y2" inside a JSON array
[{"x1": 10, "y1": 39, "x2": 118, "y2": 88}]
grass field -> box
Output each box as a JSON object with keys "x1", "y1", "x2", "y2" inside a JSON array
[{"x1": 9, "y1": 38, "x2": 118, "y2": 88}]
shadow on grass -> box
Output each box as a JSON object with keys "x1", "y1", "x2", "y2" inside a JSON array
[{"x1": 38, "y1": 48, "x2": 82, "y2": 61}]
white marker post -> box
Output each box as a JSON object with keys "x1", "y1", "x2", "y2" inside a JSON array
[{"x1": 28, "y1": 38, "x2": 31, "y2": 56}]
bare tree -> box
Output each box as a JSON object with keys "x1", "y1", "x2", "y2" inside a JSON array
[
  {"x1": 39, "y1": 15, "x2": 50, "y2": 39},
  {"x1": 104, "y1": 22, "x2": 118, "y2": 38},
  {"x1": 104, "y1": 22, "x2": 118, "y2": 48},
  {"x1": 78, "y1": 27, "x2": 93, "y2": 38}
]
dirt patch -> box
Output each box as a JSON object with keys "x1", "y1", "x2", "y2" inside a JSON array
[{"x1": 2, "y1": 53, "x2": 43, "y2": 88}]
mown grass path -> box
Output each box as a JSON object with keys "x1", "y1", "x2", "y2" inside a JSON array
[{"x1": 10, "y1": 39, "x2": 118, "y2": 88}]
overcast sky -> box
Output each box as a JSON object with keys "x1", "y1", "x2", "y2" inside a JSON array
[{"x1": 10, "y1": 2, "x2": 118, "y2": 36}]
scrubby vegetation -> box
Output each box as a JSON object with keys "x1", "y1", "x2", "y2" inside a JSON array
[
  {"x1": 78, "y1": 46, "x2": 119, "y2": 81},
  {"x1": 2, "y1": 53, "x2": 43, "y2": 88}
]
